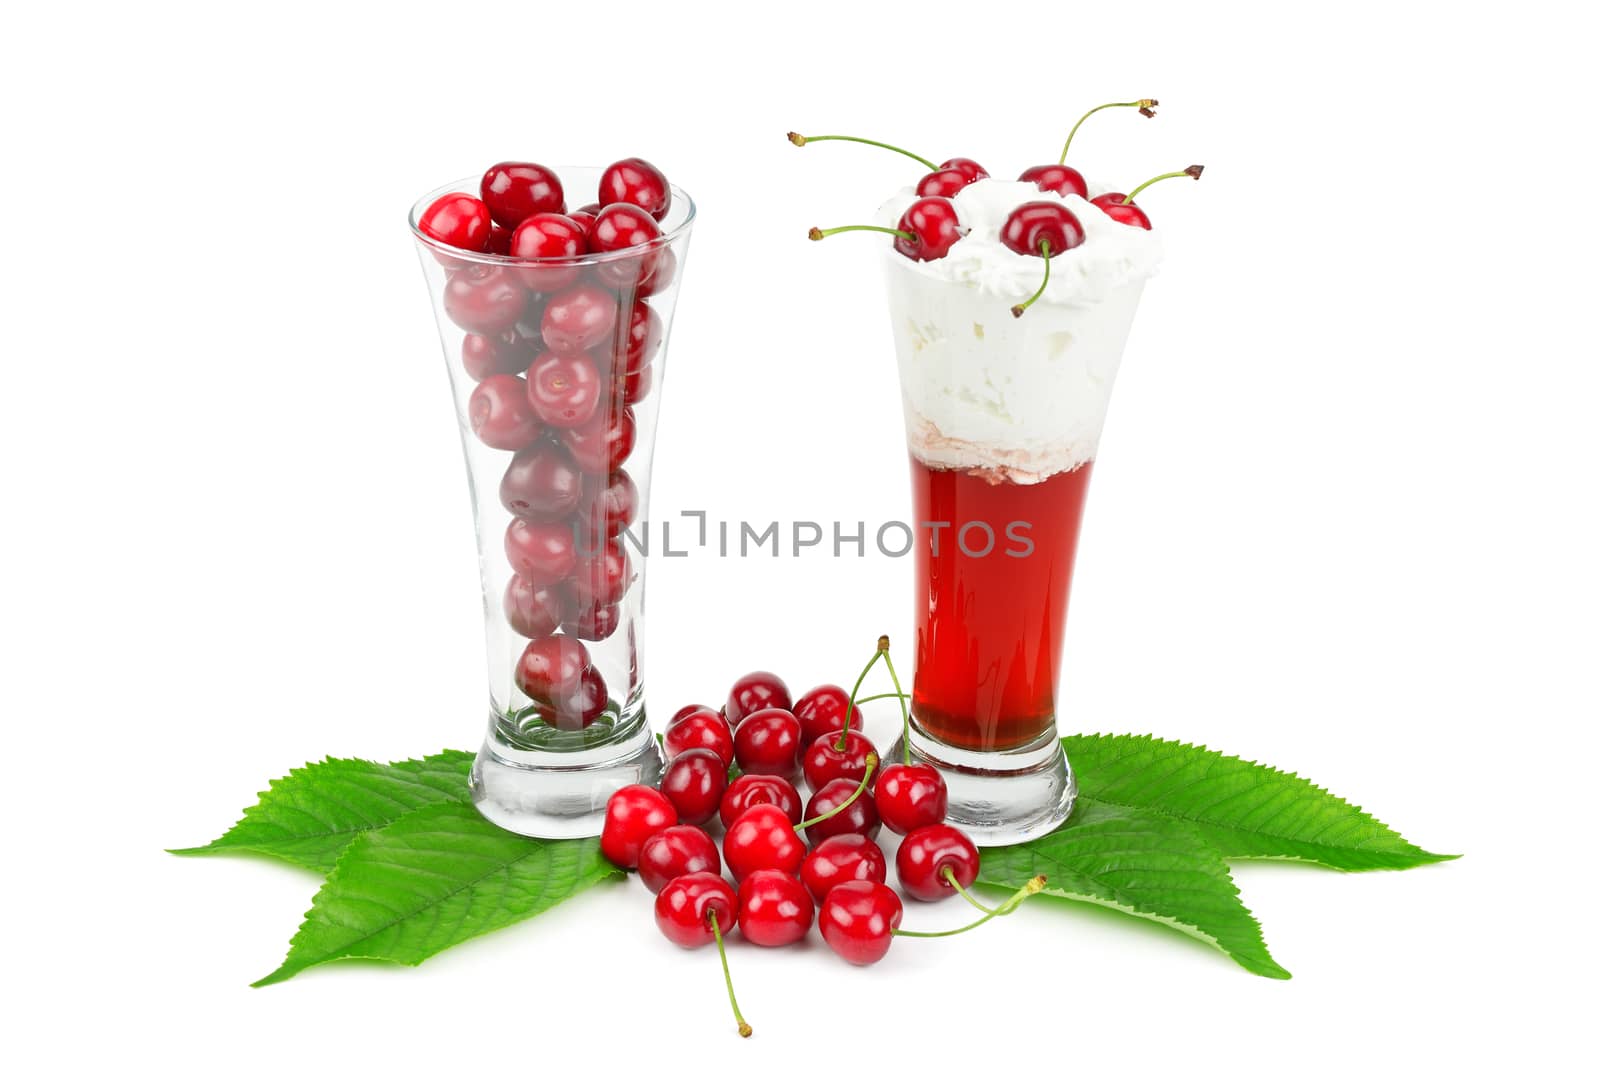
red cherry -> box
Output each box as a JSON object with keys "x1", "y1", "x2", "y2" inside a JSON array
[
  {"x1": 655, "y1": 872, "x2": 738, "y2": 948},
  {"x1": 621, "y1": 366, "x2": 653, "y2": 405},
  {"x1": 505, "y1": 518, "x2": 576, "y2": 583},
  {"x1": 800, "y1": 833, "x2": 887, "y2": 905},
  {"x1": 577, "y1": 469, "x2": 639, "y2": 539},
  {"x1": 527, "y1": 349, "x2": 605, "y2": 427},
  {"x1": 513, "y1": 634, "x2": 589, "y2": 702},
  {"x1": 561, "y1": 597, "x2": 621, "y2": 642},
  {"x1": 1018, "y1": 163, "x2": 1089, "y2": 199},
  {"x1": 566, "y1": 210, "x2": 598, "y2": 240},
  {"x1": 722, "y1": 803, "x2": 805, "y2": 883},
  {"x1": 621, "y1": 301, "x2": 662, "y2": 376},
  {"x1": 802, "y1": 729, "x2": 880, "y2": 791},
  {"x1": 600, "y1": 783, "x2": 676, "y2": 868},
  {"x1": 480, "y1": 162, "x2": 565, "y2": 230},
  {"x1": 419, "y1": 192, "x2": 492, "y2": 252},
  {"x1": 461, "y1": 333, "x2": 532, "y2": 381},
  {"x1": 819, "y1": 880, "x2": 901, "y2": 966},
  {"x1": 718, "y1": 774, "x2": 802, "y2": 827},
  {"x1": 1000, "y1": 201, "x2": 1086, "y2": 258},
  {"x1": 725, "y1": 670, "x2": 792, "y2": 727},
  {"x1": 503, "y1": 574, "x2": 567, "y2": 640},
  {"x1": 801, "y1": 776, "x2": 880, "y2": 845},
  {"x1": 499, "y1": 443, "x2": 583, "y2": 521},
  {"x1": 468, "y1": 373, "x2": 541, "y2": 451},
  {"x1": 660, "y1": 747, "x2": 728, "y2": 826},
  {"x1": 1090, "y1": 193, "x2": 1150, "y2": 229},
  {"x1": 599, "y1": 157, "x2": 671, "y2": 221},
  {"x1": 732, "y1": 708, "x2": 802, "y2": 779},
  {"x1": 638, "y1": 825, "x2": 721, "y2": 894},
  {"x1": 561, "y1": 406, "x2": 636, "y2": 474},
  {"x1": 664, "y1": 709, "x2": 735, "y2": 766},
  {"x1": 487, "y1": 225, "x2": 514, "y2": 256},
  {"x1": 939, "y1": 157, "x2": 988, "y2": 183},
  {"x1": 508, "y1": 212, "x2": 588, "y2": 292},
  {"x1": 669, "y1": 703, "x2": 722, "y2": 727},
  {"x1": 915, "y1": 168, "x2": 975, "y2": 198},
  {"x1": 590, "y1": 204, "x2": 663, "y2": 289},
  {"x1": 569, "y1": 536, "x2": 631, "y2": 605},
  {"x1": 895, "y1": 823, "x2": 980, "y2": 902},
  {"x1": 874, "y1": 764, "x2": 949, "y2": 835},
  {"x1": 537, "y1": 663, "x2": 608, "y2": 730},
  {"x1": 444, "y1": 264, "x2": 527, "y2": 333},
  {"x1": 737, "y1": 870, "x2": 814, "y2": 947},
  {"x1": 636, "y1": 247, "x2": 677, "y2": 297},
  {"x1": 894, "y1": 197, "x2": 965, "y2": 262},
  {"x1": 791, "y1": 684, "x2": 863, "y2": 749},
  {"x1": 541, "y1": 285, "x2": 619, "y2": 352}
]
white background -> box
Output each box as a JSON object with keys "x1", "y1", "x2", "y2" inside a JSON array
[{"x1": 4, "y1": 1, "x2": 1596, "y2": 1063}]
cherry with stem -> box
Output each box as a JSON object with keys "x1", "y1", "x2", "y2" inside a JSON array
[
  {"x1": 1011, "y1": 239, "x2": 1053, "y2": 319},
  {"x1": 810, "y1": 224, "x2": 912, "y2": 243},
  {"x1": 1056, "y1": 98, "x2": 1158, "y2": 164},
  {"x1": 793, "y1": 753, "x2": 879, "y2": 835},
  {"x1": 892, "y1": 875, "x2": 1049, "y2": 938}
]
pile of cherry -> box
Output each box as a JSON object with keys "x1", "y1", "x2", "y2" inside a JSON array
[
  {"x1": 599, "y1": 643, "x2": 1046, "y2": 1037},
  {"x1": 416, "y1": 158, "x2": 678, "y2": 730}
]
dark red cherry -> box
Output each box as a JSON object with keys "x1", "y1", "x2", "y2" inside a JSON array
[
  {"x1": 722, "y1": 803, "x2": 805, "y2": 883},
  {"x1": 819, "y1": 880, "x2": 901, "y2": 966},
  {"x1": 577, "y1": 470, "x2": 638, "y2": 539},
  {"x1": 725, "y1": 670, "x2": 792, "y2": 727},
  {"x1": 660, "y1": 747, "x2": 728, "y2": 827},
  {"x1": 664, "y1": 709, "x2": 735, "y2": 766},
  {"x1": 791, "y1": 684, "x2": 863, "y2": 749},
  {"x1": 419, "y1": 192, "x2": 492, "y2": 252},
  {"x1": 938, "y1": 157, "x2": 988, "y2": 183},
  {"x1": 561, "y1": 597, "x2": 621, "y2": 642},
  {"x1": 513, "y1": 634, "x2": 590, "y2": 702},
  {"x1": 444, "y1": 264, "x2": 527, "y2": 333},
  {"x1": 737, "y1": 870, "x2": 814, "y2": 947},
  {"x1": 461, "y1": 333, "x2": 532, "y2": 382},
  {"x1": 1019, "y1": 163, "x2": 1089, "y2": 199},
  {"x1": 561, "y1": 406, "x2": 636, "y2": 474},
  {"x1": 600, "y1": 784, "x2": 676, "y2": 868},
  {"x1": 621, "y1": 300, "x2": 662, "y2": 376},
  {"x1": 542, "y1": 285, "x2": 619, "y2": 353},
  {"x1": 874, "y1": 764, "x2": 949, "y2": 835},
  {"x1": 638, "y1": 825, "x2": 721, "y2": 894},
  {"x1": 1090, "y1": 193, "x2": 1150, "y2": 229},
  {"x1": 800, "y1": 833, "x2": 886, "y2": 905},
  {"x1": 599, "y1": 157, "x2": 671, "y2": 220},
  {"x1": 732, "y1": 708, "x2": 802, "y2": 779},
  {"x1": 655, "y1": 872, "x2": 738, "y2": 948},
  {"x1": 636, "y1": 247, "x2": 677, "y2": 297},
  {"x1": 590, "y1": 204, "x2": 663, "y2": 288},
  {"x1": 504, "y1": 518, "x2": 576, "y2": 583},
  {"x1": 508, "y1": 212, "x2": 588, "y2": 292},
  {"x1": 468, "y1": 373, "x2": 541, "y2": 451},
  {"x1": 1000, "y1": 201, "x2": 1086, "y2": 258},
  {"x1": 895, "y1": 823, "x2": 980, "y2": 902},
  {"x1": 569, "y1": 537, "x2": 631, "y2": 605},
  {"x1": 566, "y1": 209, "x2": 598, "y2": 240},
  {"x1": 537, "y1": 663, "x2": 608, "y2": 730},
  {"x1": 621, "y1": 366, "x2": 652, "y2": 405},
  {"x1": 499, "y1": 444, "x2": 583, "y2": 521},
  {"x1": 527, "y1": 349, "x2": 604, "y2": 427},
  {"x1": 802, "y1": 776, "x2": 880, "y2": 845},
  {"x1": 486, "y1": 225, "x2": 514, "y2": 256},
  {"x1": 802, "y1": 730, "x2": 880, "y2": 791},
  {"x1": 503, "y1": 574, "x2": 567, "y2": 640},
  {"x1": 915, "y1": 168, "x2": 974, "y2": 198},
  {"x1": 481, "y1": 162, "x2": 565, "y2": 230},
  {"x1": 895, "y1": 197, "x2": 965, "y2": 262},
  {"x1": 719, "y1": 774, "x2": 802, "y2": 827},
  {"x1": 669, "y1": 703, "x2": 722, "y2": 727}
]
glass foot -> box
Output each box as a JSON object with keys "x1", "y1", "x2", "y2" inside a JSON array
[
  {"x1": 890, "y1": 720, "x2": 1076, "y2": 846},
  {"x1": 470, "y1": 721, "x2": 663, "y2": 839}
]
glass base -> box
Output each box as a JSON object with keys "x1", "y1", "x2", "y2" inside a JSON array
[
  {"x1": 891, "y1": 719, "x2": 1076, "y2": 846},
  {"x1": 470, "y1": 717, "x2": 663, "y2": 839}
]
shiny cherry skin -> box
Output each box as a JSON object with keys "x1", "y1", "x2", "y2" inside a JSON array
[
  {"x1": 542, "y1": 285, "x2": 619, "y2": 353},
  {"x1": 537, "y1": 664, "x2": 608, "y2": 730},
  {"x1": 660, "y1": 747, "x2": 728, "y2": 827},
  {"x1": 819, "y1": 880, "x2": 902, "y2": 966},
  {"x1": 722, "y1": 803, "x2": 806, "y2": 883},
  {"x1": 621, "y1": 366, "x2": 652, "y2": 405},
  {"x1": 664, "y1": 709, "x2": 735, "y2": 766},
  {"x1": 738, "y1": 870, "x2": 814, "y2": 947},
  {"x1": 791, "y1": 684, "x2": 863, "y2": 749},
  {"x1": 527, "y1": 349, "x2": 604, "y2": 427},
  {"x1": 655, "y1": 872, "x2": 739, "y2": 948},
  {"x1": 504, "y1": 518, "x2": 576, "y2": 583},
  {"x1": 622, "y1": 301, "x2": 662, "y2": 375},
  {"x1": 636, "y1": 246, "x2": 677, "y2": 297},
  {"x1": 503, "y1": 574, "x2": 567, "y2": 640},
  {"x1": 444, "y1": 265, "x2": 527, "y2": 333},
  {"x1": 638, "y1": 825, "x2": 721, "y2": 894},
  {"x1": 939, "y1": 157, "x2": 988, "y2": 183},
  {"x1": 468, "y1": 374, "x2": 541, "y2": 451},
  {"x1": 915, "y1": 168, "x2": 974, "y2": 198},
  {"x1": 896, "y1": 823, "x2": 981, "y2": 902},
  {"x1": 561, "y1": 407, "x2": 636, "y2": 474},
  {"x1": 461, "y1": 333, "x2": 532, "y2": 381},
  {"x1": 732, "y1": 708, "x2": 802, "y2": 779},
  {"x1": 419, "y1": 192, "x2": 492, "y2": 251},
  {"x1": 513, "y1": 634, "x2": 589, "y2": 702},
  {"x1": 725, "y1": 670, "x2": 792, "y2": 727},
  {"x1": 802, "y1": 776, "x2": 880, "y2": 845},
  {"x1": 1019, "y1": 163, "x2": 1089, "y2": 199},
  {"x1": 481, "y1": 162, "x2": 565, "y2": 229},
  {"x1": 718, "y1": 774, "x2": 802, "y2": 827},
  {"x1": 561, "y1": 597, "x2": 621, "y2": 642},
  {"x1": 598, "y1": 157, "x2": 671, "y2": 220},
  {"x1": 800, "y1": 833, "x2": 887, "y2": 905},
  {"x1": 569, "y1": 536, "x2": 631, "y2": 605},
  {"x1": 1000, "y1": 201, "x2": 1086, "y2": 257},
  {"x1": 600, "y1": 783, "x2": 677, "y2": 868},
  {"x1": 566, "y1": 209, "x2": 598, "y2": 240},
  {"x1": 874, "y1": 764, "x2": 949, "y2": 835},
  {"x1": 895, "y1": 197, "x2": 965, "y2": 262},
  {"x1": 508, "y1": 212, "x2": 588, "y2": 292},
  {"x1": 578, "y1": 469, "x2": 639, "y2": 539},
  {"x1": 802, "y1": 730, "x2": 881, "y2": 791},
  {"x1": 1090, "y1": 192, "x2": 1152, "y2": 229},
  {"x1": 590, "y1": 204, "x2": 662, "y2": 288},
  {"x1": 499, "y1": 443, "x2": 583, "y2": 521},
  {"x1": 487, "y1": 226, "x2": 514, "y2": 256}
]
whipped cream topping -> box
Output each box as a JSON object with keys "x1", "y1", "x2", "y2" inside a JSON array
[{"x1": 881, "y1": 178, "x2": 1160, "y2": 483}]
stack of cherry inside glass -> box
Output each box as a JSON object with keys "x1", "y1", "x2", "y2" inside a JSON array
[{"x1": 418, "y1": 158, "x2": 678, "y2": 730}]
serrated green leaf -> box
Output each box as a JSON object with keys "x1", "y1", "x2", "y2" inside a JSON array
[
  {"x1": 169, "y1": 750, "x2": 475, "y2": 872},
  {"x1": 979, "y1": 805, "x2": 1290, "y2": 979},
  {"x1": 1063, "y1": 733, "x2": 1455, "y2": 871},
  {"x1": 254, "y1": 803, "x2": 620, "y2": 986}
]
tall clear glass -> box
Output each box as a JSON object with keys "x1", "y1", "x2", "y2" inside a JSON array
[{"x1": 410, "y1": 169, "x2": 693, "y2": 838}]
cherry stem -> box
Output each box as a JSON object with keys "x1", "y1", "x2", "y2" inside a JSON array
[
  {"x1": 709, "y1": 912, "x2": 752, "y2": 1038},
  {"x1": 853, "y1": 691, "x2": 911, "y2": 704},
  {"x1": 879, "y1": 645, "x2": 911, "y2": 765},
  {"x1": 810, "y1": 224, "x2": 914, "y2": 243},
  {"x1": 836, "y1": 636, "x2": 887, "y2": 751},
  {"x1": 794, "y1": 753, "x2": 879, "y2": 832},
  {"x1": 947, "y1": 868, "x2": 1007, "y2": 916},
  {"x1": 1057, "y1": 98, "x2": 1158, "y2": 164},
  {"x1": 1010, "y1": 240, "x2": 1052, "y2": 318},
  {"x1": 893, "y1": 875, "x2": 1049, "y2": 938},
  {"x1": 788, "y1": 133, "x2": 937, "y2": 171},
  {"x1": 1121, "y1": 164, "x2": 1204, "y2": 204}
]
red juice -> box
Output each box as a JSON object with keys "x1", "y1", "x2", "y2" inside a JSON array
[{"x1": 909, "y1": 457, "x2": 1094, "y2": 751}]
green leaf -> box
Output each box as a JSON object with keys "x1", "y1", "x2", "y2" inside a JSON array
[
  {"x1": 254, "y1": 803, "x2": 620, "y2": 986},
  {"x1": 1063, "y1": 733, "x2": 1456, "y2": 871},
  {"x1": 979, "y1": 804, "x2": 1290, "y2": 979},
  {"x1": 170, "y1": 750, "x2": 475, "y2": 873}
]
